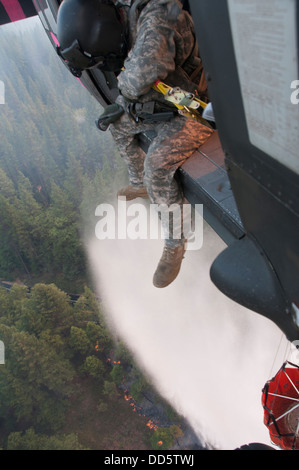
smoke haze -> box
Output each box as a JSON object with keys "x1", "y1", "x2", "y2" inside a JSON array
[{"x1": 86, "y1": 217, "x2": 289, "y2": 450}]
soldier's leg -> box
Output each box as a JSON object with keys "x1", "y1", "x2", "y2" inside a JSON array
[
  {"x1": 144, "y1": 117, "x2": 213, "y2": 287},
  {"x1": 144, "y1": 117, "x2": 213, "y2": 246},
  {"x1": 110, "y1": 96, "x2": 159, "y2": 199},
  {"x1": 110, "y1": 118, "x2": 146, "y2": 188}
]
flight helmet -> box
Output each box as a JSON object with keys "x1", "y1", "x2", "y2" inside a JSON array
[{"x1": 56, "y1": 0, "x2": 128, "y2": 76}]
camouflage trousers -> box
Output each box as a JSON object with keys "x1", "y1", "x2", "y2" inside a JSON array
[{"x1": 110, "y1": 96, "x2": 213, "y2": 247}]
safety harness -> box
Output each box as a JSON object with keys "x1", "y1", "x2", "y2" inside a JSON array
[
  {"x1": 96, "y1": 80, "x2": 210, "y2": 131},
  {"x1": 152, "y1": 80, "x2": 208, "y2": 124}
]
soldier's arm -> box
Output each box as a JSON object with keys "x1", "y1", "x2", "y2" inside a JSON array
[{"x1": 117, "y1": 5, "x2": 179, "y2": 100}]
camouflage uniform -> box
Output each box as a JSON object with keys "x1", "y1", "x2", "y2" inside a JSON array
[{"x1": 110, "y1": 0, "x2": 213, "y2": 246}]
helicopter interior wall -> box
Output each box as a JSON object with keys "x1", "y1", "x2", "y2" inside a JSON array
[{"x1": 189, "y1": 0, "x2": 299, "y2": 340}]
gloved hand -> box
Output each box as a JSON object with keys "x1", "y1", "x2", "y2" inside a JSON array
[{"x1": 95, "y1": 103, "x2": 124, "y2": 131}]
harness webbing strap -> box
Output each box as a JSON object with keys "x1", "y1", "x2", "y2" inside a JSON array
[{"x1": 152, "y1": 80, "x2": 210, "y2": 125}]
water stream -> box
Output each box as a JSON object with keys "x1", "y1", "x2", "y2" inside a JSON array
[{"x1": 87, "y1": 220, "x2": 289, "y2": 449}]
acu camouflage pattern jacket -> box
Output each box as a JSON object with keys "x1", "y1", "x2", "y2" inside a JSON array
[{"x1": 114, "y1": 0, "x2": 207, "y2": 102}]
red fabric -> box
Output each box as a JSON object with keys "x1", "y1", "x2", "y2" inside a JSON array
[
  {"x1": 1, "y1": 0, "x2": 26, "y2": 22},
  {"x1": 262, "y1": 365, "x2": 299, "y2": 450}
]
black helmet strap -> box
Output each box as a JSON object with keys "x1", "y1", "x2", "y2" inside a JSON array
[{"x1": 56, "y1": 39, "x2": 108, "y2": 76}]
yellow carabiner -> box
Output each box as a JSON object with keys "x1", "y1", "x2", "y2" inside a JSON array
[
  {"x1": 153, "y1": 80, "x2": 207, "y2": 110},
  {"x1": 152, "y1": 80, "x2": 209, "y2": 125}
]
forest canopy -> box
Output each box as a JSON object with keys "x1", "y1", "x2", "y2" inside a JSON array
[
  {"x1": 0, "y1": 19, "x2": 127, "y2": 290},
  {"x1": 0, "y1": 283, "x2": 157, "y2": 450}
]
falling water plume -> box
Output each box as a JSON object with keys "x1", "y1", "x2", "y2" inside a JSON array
[{"x1": 86, "y1": 210, "x2": 289, "y2": 450}]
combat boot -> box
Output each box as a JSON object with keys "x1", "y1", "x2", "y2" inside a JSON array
[
  {"x1": 117, "y1": 185, "x2": 149, "y2": 201},
  {"x1": 153, "y1": 241, "x2": 186, "y2": 288}
]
